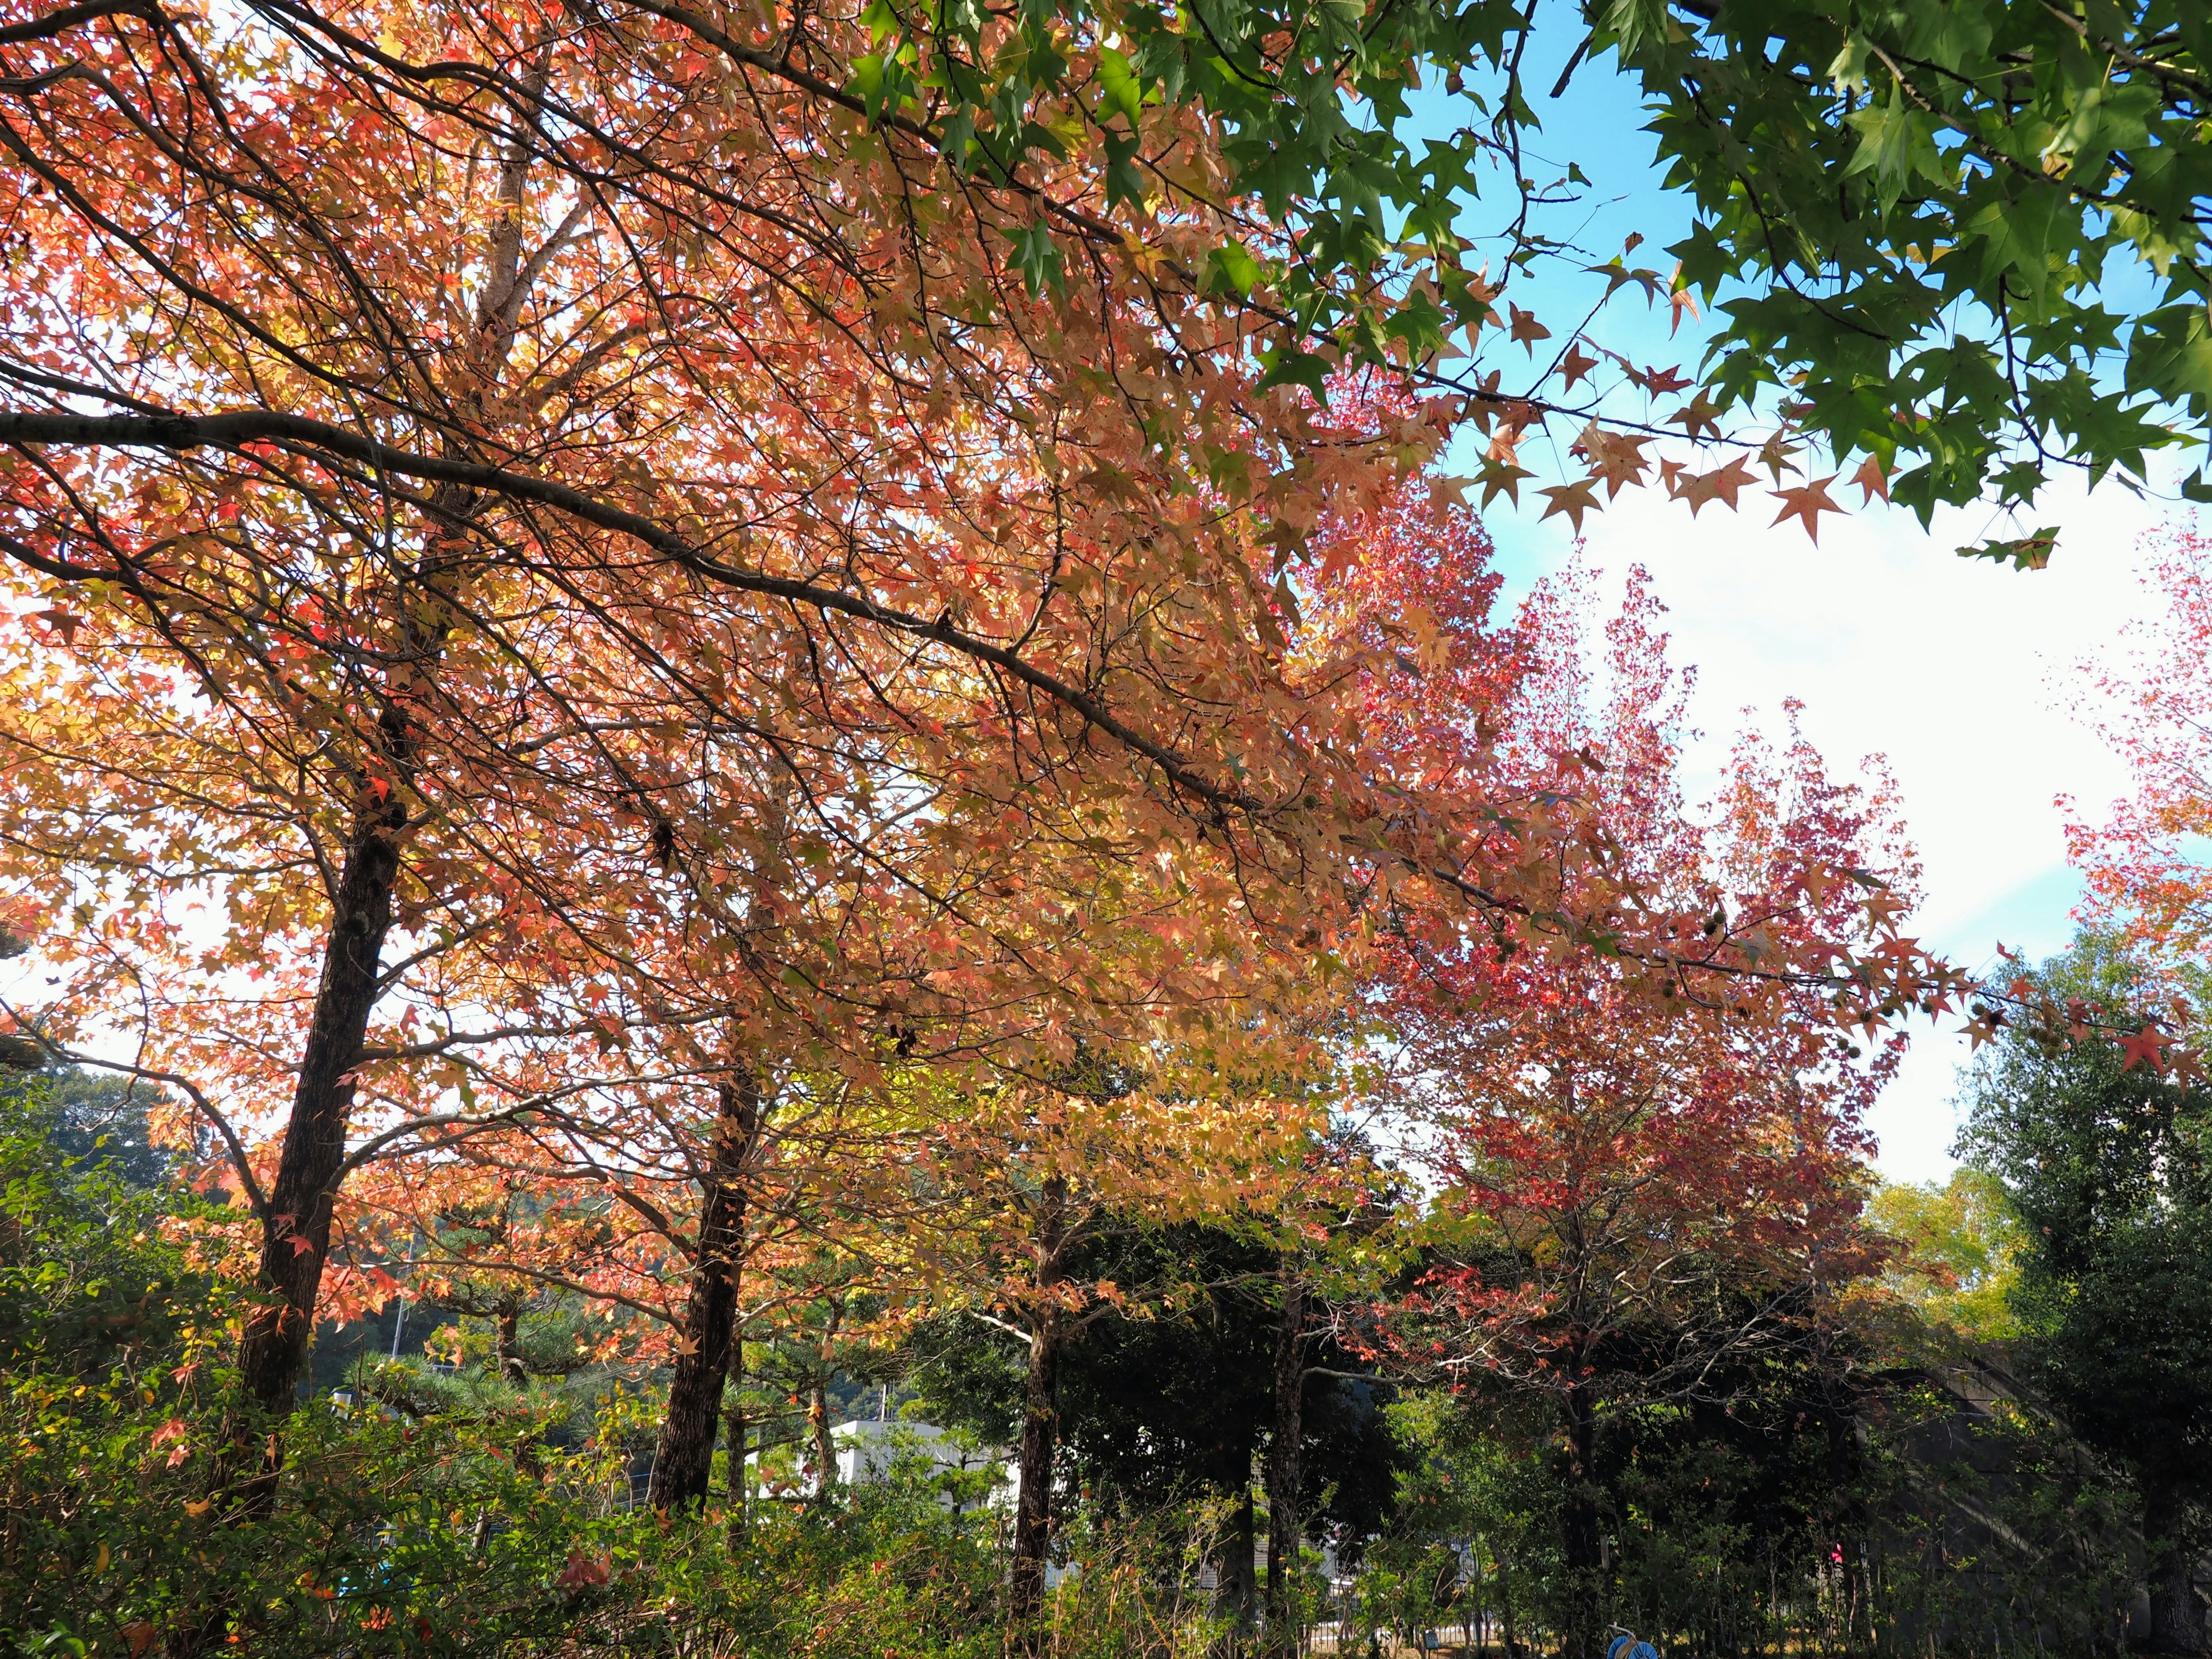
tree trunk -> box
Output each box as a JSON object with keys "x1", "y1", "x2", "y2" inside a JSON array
[
  {"x1": 1219, "y1": 1480, "x2": 1258, "y2": 1634},
  {"x1": 809, "y1": 1374, "x2": 836, "y2": 1495},
  {"x1": 1009, "y1": 1175, "x2": 1069, "y2": 1649},
  {"x1": 232, "y1": 764, "x2": 410, "y2": 1441},
  {"x1": 724, "y1": 1337, "x2": 748, "y2": 1539},
  {"x1": 1264, "y1": 1263, "x2": 1308, "y2": 1658},
  {"x1": 1559, "y1": 1381, "x2": 1604, "y2": 1659},
  {"x1": 494, "y1": 1304, "x2": 523, "y2": 1384},
  {"x1": 648, "y1": 1069, "x2": 761, "y2": 1511},
  {"x1": 2143, "y1": 1480, "x2": 2208, "y2": 1654}
]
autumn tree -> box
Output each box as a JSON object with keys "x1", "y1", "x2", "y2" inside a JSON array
[
  {"x1": 0, "y1": 6, "x2": 1978, "y2": 1597},
  {"x1": 1369, "y1": 575, "x2": 1904, "y2": 1659},
  {"x1": 0, "y1": 0, "x2": 1477, "y2": 1513}
]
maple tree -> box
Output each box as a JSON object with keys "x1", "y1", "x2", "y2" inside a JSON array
[
  {"x1": 1599, "y1": 0, "x2": 2212, "y2": 546},
  {"x1": 0, "y1": 0, "x2": 1468, "y2": 1516},
  {"x1": 1366, "y1": 571, "x2": 1904, "y2": 1658},
  {"x1": 0, "y1": 20, "x2": 2077, "y2": 1653},
  {"x1": 2069, "y1": 529, "x2": 2212, "y2": 978},
  {"x1": 857, "y1": 1051, "x2": 1320, "y2": 1643}
]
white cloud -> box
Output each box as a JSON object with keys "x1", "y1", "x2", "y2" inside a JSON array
[{"x1": 1479, "y1": 468, "x2": 2194, "y2": 1183}]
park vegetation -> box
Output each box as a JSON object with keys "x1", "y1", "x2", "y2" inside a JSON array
[{"x1": 0, "y1": 0, "x2": 2207, "y2": 1654}]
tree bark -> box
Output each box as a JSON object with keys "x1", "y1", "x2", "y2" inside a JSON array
[
  {"x1": 648, "y1": 1067, "x2": 761, "y2": 1512},
  {"x1": 1559, "y1": 1380, "x2": 1604, "y2": 1659},
  {"x1": 1219, "y1": 1480, "x2": 1258, "y2": 1633},
  {"x1": 2143, "y1": 1480, "x2": 2208, "y2": 1655},
  {"x1": 809, "y1": 1374, "x2": 837, "y2": 1495},
  {"x1": 494, "y1": 1303, "x2": 523, "y2": 1383},
  {"x1": 1009, "y1": 1175, "x2": 1069, "y2": 1648},
  {"x1": 232, "y1": 762, "x2": 410, "y2": 1437},
  {"x1": 1264, "y1": 1263, "x2": 1308, "y2": 1658},
  {"x1": 724, "y1": 1334, "x2": 748, "y2": 1539}
]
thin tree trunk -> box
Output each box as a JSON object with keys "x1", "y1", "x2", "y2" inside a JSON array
[
  {"x1": 2143, "y1": 1480, "x2": 2208, "y2": 1655},
  {"x1": 1560, "y1": 1381, "x2": 1603, "y2": 1659},
  {"x1": 1009, "y1": 1175, "x2": 1069, "y2": 1648},
  {"x1": 649, "y1": 1067, "x2": 761, "y2": 1510},
  {"x1": 494, "y1": 1304, "x2": 523, "y2": 1383},
  {"x1": 171, "y1": 722, "x2": 419, "y2": 1659},
  {"x1": 1265, "y1": 1263, "x2": 1308, "y2": 1658},
  {"x1": 724, "y1": 1334, "x2": 748, "y2": 1540},
  {"x1": 809, "y1": 1372, "x2": 837, "y2": 1495},
  {"x1": 1221, "y1": 1480, "x2": 1259, "y2": 1634}
]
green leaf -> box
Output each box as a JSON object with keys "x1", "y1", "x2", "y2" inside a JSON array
[
  {"x1": 1964, "y1": 186, "x2": 2073, "y2": 304},
  {"x1": 1842, "y1": 95, "x2": 1945, "y2": 216},
  {"x1": 1957, "y1": 528, "x2": 2059, "y2": 571},
  {"x1": 1001, "y1": 220, "x2": 1065, "y2": 297},
  {"x1": 1205, "y1": 240, "x2": 1263, "y2": 298},
  {"x1": 1255, "y1": 346, "x2": 1331, "y2": 396},
  {"x1": 1096, "y1": 44, "x2": 1143, "y2": 126},
  {"x1": 858, "y1": 0, "x2": 900, "y2": 48}
]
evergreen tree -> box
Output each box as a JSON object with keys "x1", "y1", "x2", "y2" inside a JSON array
[{"x1": 1961, "y1": 935, "x2": 2212, "y2": 1654}]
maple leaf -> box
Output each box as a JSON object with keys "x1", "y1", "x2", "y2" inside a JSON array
[
  {"x1": 1667, "y1": 392, "x2": 1725, "y2": 442},
  {"x1": 1427, "y1": 474, "x2": 1475, "y2": 511},
  {"x1": 1759, "y1": 432, "x2": 1802, "y2": 482},
  {"x1": 1509, "y1": 305, "x2": 1551, "y2": 352},
  {"x1": 556, "y1": 1550, "x2": 612, "y2": 1589},
  {"x1": 1768, "y1": 475, "x2": 1842, "y2": 543},
  {"x1": 1576, "y1": 425, "x2": 1654, "y2": 497},
  {"x1": 1492, "y1": 461, "x2": 1551, "y2": 517},
  {"x1": 1850, "y1": 453, "x2": 1890, "y2": 505},
  {"x1": 1559, "y1": 340, "x2": 1599, "y2": 390},
  {"x1": 1678, "y1": 456, "x2": 1756, "y2": 515},
  {"x1": 2119, "y1": 1024, "x2": 2174, "y2": 1072},
  {"x1": 1862, "y1": 888, "x2": 1908, "y2": 927},
  {"x1": 1536, "y1": 476, "x2": 1601, "y2": 533},
  {"x1": 1668, "y1": 281, "x2": 1700, "y2": 336}
]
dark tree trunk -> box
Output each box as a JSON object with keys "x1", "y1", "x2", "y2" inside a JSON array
[
  {"x1": 232, "y1": 768, "x2": 410, "y2": 1446},
  {"x1": 648, "y1": 1069, "x2": 761, "y2": 1511},
  {"x1": 2143, "y1": 1481, "x2": 2208, "y2": 1654},
  {"x1": 1264, "y1": 1263, "x2": 1308, "y2": 1658},
  {"x1": 809, "y1": 1374, "x2": 836, "y2": 1495},
  {"x1": 494, "y1": 1304, "x2": 523, "y2": 1383},
  {"x1": 1219, "y1": 1480, "x2": 1258, "y2": 1633},
  {"x1": 1009, "y1": 1175, "x2": 1069, "y2": 1649},
  {"x1": 1559, "y1": 1381, "x2": 1604, "y2": 1659}
]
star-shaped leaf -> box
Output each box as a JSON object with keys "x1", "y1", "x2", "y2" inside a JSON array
[{"x1": 1769, "y1": 474, "x2": 1842, "y2": 543}]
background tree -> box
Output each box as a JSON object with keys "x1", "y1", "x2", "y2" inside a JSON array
[
  {"x1": 1959, "y1": 932, "x2": 2212, "y2": 1656},
  {"x1": 1867, "y1": 1168, "x2": 2025, "y2": 1343},
  {"x1": 908, "y1": 1217, "x2": 1407, "y2": 1636},
  {"x1": 1372, "y1": 573, "x2": 1903, "y2": 1658}
]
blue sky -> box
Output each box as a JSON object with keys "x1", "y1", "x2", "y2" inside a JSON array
[{"x1": 1426, "y1": 35, "x2": 2204, "y2": 1183}]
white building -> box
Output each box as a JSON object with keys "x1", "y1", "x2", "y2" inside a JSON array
[{"x1": 747, "y1": 1417, "x2": 1014, "y2": 1509}]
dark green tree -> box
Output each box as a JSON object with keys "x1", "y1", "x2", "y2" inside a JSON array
[
  {"x1": 1961, "y1": 935, "x2": 2212, "y2": 1654},
  {"x1": 904, "y1": 1221, "x2": 1408, "y2": 1630}
]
